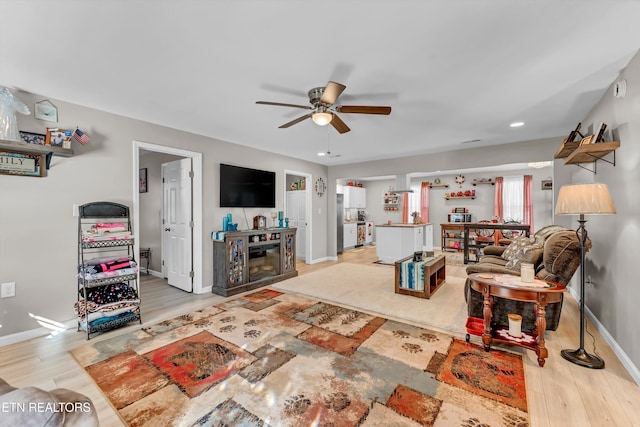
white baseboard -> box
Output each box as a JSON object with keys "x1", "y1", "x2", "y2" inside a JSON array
[
  {"x1": 305, "y1": 256, "x2": 336, "y2": 264},
  {"x1": 142, "y1": 269, "x2": 163, "y2": 278},
  {"x1": 198, "y1": 285, "x2": 212, "y2": 294},
  {"x1": 0, "y1": 319, "x2": 77, "y2": 348},
  {"x1": 568, "y1": 287, "x2": 640, "y2": 385}
]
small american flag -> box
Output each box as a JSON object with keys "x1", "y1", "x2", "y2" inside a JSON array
[{"x1": 73, "y1": 127, "x2": 90, "y2": 145}]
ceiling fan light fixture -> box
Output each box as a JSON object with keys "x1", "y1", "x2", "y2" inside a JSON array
[{"x1": 312, "y1": 111, "x2": 333, "y2": 126}]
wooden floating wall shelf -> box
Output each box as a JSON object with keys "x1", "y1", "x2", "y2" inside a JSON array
[
  {"x1": 555, "y1": 139, "x2": 619, "y2": 174},
  {"x1": 428, "y1": 183, "x2": 449, "y2": 188},
  {"x1": 564, "y1": 141, "x2": 619, "y2": 164},
  {"x1": 471, "y1": 180, "x2": 494, "y2": 186},
  {"x1": 554, "y1": 140, "x2": 581, "y2": 159},
  {"x1": 0, "y1": 138, "x2": 73, "y2": 158},
  {"x1": 444, "y1": 195, "x2": 476, "y2": 200}
]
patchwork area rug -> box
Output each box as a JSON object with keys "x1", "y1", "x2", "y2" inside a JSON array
[
  {"x1": 71, "y1": 289, "x2": 529, "y2": 426},
  {"x1": 444, "y1": 252, "x2": 465, "y2": 266}
]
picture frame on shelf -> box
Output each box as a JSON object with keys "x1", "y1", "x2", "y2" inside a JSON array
[
  {"x1": 580, "y1": 135, "x2": 594, "y2": 145},
  {"x1": 19, "y1": 131, "x2": 46, "y2": 145},
  {"x1": 564, "y1": 122, "x2": 582, "y2": 143},
  {"x1": 45, "y1": 128, "x2": 73, "y2": 149},
  {"x1": 593, "y1": 122, "x2": 607, "y2": 143},
  {"x1": 139, "y1": 168, "x2": 148, "y2": 193}
]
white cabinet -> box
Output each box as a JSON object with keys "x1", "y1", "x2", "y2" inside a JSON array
[
  {"x1": 423, "y1": 224, "x2": 434, "y2": 251},
  {"x1": 343, "y1": 186, "x2": 366, "y2": 208},
  {"x1": 286, "y1": 190, "x2": 306, "y2": 259},
  {"x1": 343, "y1": 223, "x2": 357, "y2": 249},
  {"x1": 375, "y1": 224, "x2": 432, "y2": 264},
  {"x1": 414, "y1": 226, "x2": 424, "y2": 251}
]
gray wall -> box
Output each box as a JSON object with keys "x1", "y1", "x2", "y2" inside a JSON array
[
  {"x1": 327, "y1": 137, "x2": 560, "y2": 258},
  {"x1": 554, "y1": 49, "x2": 639, "y2": 376},
  {"x1": 356, "y1": 167, "x2": 554, "y2": 246},
  {"x1": 0, "y1": 90, "x2": 328, "y2": 337},
  {"x1": 139, "y1": 151, "x2": 183, "y2": 273}
]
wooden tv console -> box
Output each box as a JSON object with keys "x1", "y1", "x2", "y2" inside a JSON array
[{"x1": 212, "y1": 228, "x2": 297, "y2": 296}]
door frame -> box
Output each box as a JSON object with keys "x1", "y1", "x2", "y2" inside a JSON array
[
  {"x1": 133, "y1": 140, "x2": 205, "y2": 293},
  {"x1": 284, "y1": 169, "x2": 312, "y2": 263}
]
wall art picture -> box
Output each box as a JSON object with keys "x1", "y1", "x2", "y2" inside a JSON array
[
  {"x1": 34, "y1": 100, "x2": 58, "y2": 122},
  {"x1": 139, "y1": 168, "x2": 148, "y2": 193}
]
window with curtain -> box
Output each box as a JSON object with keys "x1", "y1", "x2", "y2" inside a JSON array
[
  {"x1": 408, "y1": 183, "x2": 421, "y2": 214},
  {"x1": 502, "y1": 175, "x2": 524, "y2": 222}
]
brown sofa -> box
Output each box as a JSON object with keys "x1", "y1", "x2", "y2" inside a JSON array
[
  {"x1": 0, "y1": 377, "x2": 99, "y2": 426},
  {"x1": 464, "y1": 225, "x2": 590, "y2": 331}
]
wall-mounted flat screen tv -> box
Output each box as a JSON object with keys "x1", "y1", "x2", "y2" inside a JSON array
[{"x1": 220, "y1": 163, "x2": 276, "y2": 208}]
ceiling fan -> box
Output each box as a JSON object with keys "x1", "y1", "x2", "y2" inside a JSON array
[{"x1": 256, "y1": 81, "x2": 391, "y2": 134}]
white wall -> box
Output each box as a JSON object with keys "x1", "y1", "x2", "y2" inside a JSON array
[
  {"x1": 556, "y1": 49, "x2": 640, "y2": 377},
  {"x1": 0, "y1": 90, "x2": 328, "y2": 337}
]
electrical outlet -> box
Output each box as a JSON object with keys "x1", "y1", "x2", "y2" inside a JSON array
[{"x1": 1, "y1": 282, "x2": 16, "y2": 298}]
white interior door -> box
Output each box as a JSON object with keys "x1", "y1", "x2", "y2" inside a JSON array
[
  {"x1": 286, "y1": 190, "x2": 307, "y2": 260},
  {"x1": 295, "y1": 191, "x2": 307, "y2": 259},
  {"x1": 162, "y1": 158, "x2": 193, "y2": 292}
]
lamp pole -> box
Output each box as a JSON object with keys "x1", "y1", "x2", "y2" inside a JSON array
[{"x1": 560, "y1": 214, "x2": 605, "y2": 369}]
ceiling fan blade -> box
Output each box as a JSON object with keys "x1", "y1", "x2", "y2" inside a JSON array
[
  {"x1": 330, "y1": 113, "x2": 350, "y2": 134},
  {"x1": 279, "y1": 113, "x2": 313, "y2": 128},
  {"x1": 335, "y1": 105, "x2": 392, "y2": 115},
  {"x1": 320, "y1": 81, "x2": 346, "y2": 105},
  {"x1": 256, "y1": 101, "x2": 312, "y2": 110}
]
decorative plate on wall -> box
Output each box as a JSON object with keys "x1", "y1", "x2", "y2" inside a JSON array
[
  {"x1": 455, "y1": 174, "x2": 465, "y2": 185},
  {"x1": 314, "y1": 177, "x2": 326, "y2": 197}
]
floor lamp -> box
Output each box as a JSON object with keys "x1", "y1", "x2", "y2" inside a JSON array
[{"x1": 555, "y1": 183, "x2": 616, "y2": 369}]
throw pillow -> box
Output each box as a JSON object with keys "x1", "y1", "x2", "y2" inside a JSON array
[{"x1": 501, "y1": 235, "x2": 543, "y2": 270}]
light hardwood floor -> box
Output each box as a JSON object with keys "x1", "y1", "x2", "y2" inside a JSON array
[{"x1": 1, "y1": 245, "x2": 638, "y2": 426}]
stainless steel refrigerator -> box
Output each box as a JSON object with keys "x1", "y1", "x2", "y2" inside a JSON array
[{"x1": 337, "y1": 194, "x2": 344, "y2": 254}]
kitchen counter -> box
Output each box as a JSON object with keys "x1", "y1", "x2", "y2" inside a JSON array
[
  {"x1": 377, "y1": 223, "x2": 430, "y2": 227},
  {"x1": 375, "y1": 223, "x2": 434, "y2": 264}
]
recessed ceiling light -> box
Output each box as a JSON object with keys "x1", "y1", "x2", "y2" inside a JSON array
[
  {"x1": 510, "y1": 122, "x2": 525, "y2": 127},
  {"x1": 317, "y1": 152, "x2": 326, "y2": 156}
]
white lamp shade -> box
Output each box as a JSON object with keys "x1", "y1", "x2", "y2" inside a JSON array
[
  {"x1": 555, "y1": 183, "x2": 616, "y2": 215},
  {"x1": 312, "y1": 112, "x2": 332, "y2": 126}
]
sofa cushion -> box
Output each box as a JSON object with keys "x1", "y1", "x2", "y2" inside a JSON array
[
  {"x1": 501, "y1": 235, "x2": 543, "y2": 270},
  {"x1": 537, "y1": 230, "x2": 589, "y2": 285},
  {"x1": 534, "y1": 225, "x2": 568, "y2": 246}
]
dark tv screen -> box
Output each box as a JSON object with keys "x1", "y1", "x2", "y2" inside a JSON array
[{"x1": 219, "y1": 163, "x2": 276, "y2": 208}]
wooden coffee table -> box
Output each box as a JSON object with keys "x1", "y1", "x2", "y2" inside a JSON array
[
  {"x1": 394, "y1": 255, "x2": 446, "y2": 299},
  {"x1": 467, "y1": 272, "x2": 566, "y2": 367}
]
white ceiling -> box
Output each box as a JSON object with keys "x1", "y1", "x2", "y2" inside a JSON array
[{"x1": 2, "y1": 1, "x2": 639, "y2": 166}]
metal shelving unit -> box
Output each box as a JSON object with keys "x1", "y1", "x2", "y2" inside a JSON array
[{"x1": 77, "y1": 202, "x2": 141, "y2": 339}]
